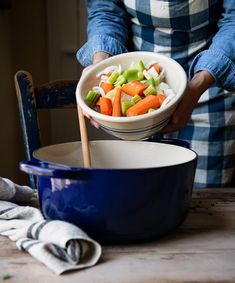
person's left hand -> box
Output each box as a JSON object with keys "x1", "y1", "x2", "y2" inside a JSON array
[
  {"x1": 159, "y1": 70, "x2": 214, "y2": 133},
  {"x1": 81, "y1": 52, "x2": 111, "y2": 128}
]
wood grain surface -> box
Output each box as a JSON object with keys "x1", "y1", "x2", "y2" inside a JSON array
[{"x1": 1, "y1": 189, "x2": 235, "y2": 283}]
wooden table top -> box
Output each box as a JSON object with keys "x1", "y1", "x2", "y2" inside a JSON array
[{"x1": 1, "y1": 188, "x2": 235, "y2": 283}]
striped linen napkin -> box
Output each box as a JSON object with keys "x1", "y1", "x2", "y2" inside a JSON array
[{"x1": 0, "y1": 177, "x2": 102, "y2": 275}]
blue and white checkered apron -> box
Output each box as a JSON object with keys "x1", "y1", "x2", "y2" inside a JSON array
[{"x1": 123, "y1": 0, "x2": 235, "y2": 188}]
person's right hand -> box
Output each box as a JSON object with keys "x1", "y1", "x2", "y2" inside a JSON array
[{"x1": 82, "y1": 52, "x2": 110, "y2": 128}]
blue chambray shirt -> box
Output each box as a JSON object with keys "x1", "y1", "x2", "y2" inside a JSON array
[
  {"x1": 77, "y1": 0, "x2": 235, "y2": 188},
  {"x1": 77, "y1": 0, "x2": 235, "y2": 91}
]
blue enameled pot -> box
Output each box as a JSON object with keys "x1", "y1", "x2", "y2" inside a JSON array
[{"x1": 20, "y1": 139, "x2": 197, "y2": 244}]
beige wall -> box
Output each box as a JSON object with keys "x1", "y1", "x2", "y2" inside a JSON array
[{"x1": 0, "y1": 0, "x2": 49, "y2": 183}]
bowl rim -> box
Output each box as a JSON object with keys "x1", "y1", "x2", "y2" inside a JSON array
[{"x1": 76, "y1": 51, "x2": 187, "y2": 123}]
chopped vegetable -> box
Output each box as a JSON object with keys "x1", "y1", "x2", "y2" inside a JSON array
[
  {"x1": 108, "y1": 71, "x2": 119, "y2": 84},
  {"x1": 143, "y1": 85, "x2": 156, "y2": 96},
  {"x1": 131, "y1": 94, "x2": 142, "y2": 104},
  {"x1": 112, "y1": 88, "x2": 122, "y2": 117},
  {"x1": 143, "y1": 69, "x2": 152, "y2": 80},
  {"x1": 100, "y1": 82, "x2": 114, "y2": 94},
  {"x1": 114, "y1": 75, "x2": 127, "y2": 88},
  {"x1": 121, "y1": 80, "x2": 147, "y2": 96},
  {"x1": 121, "y1": 100, "x2": 135, "y2": 116},
  {"x1": 126, "y1": 95, "x2": 160, "y2": 117},
  {"x1": 153, "y1": 63, "x2": 160, "y2": 74},
  {"x1": 157, "y1": 82, "x2": 169, "y2": 91},
  {"x1": 144, "y1": 77, "x2": 155, "y2": 87},
  {"x1": 96, "y1": 97, "x2": 113, "y2": 116},
  {"x1": 85, "y1": 90, "x2": 100, "y2": 105},
  {"x1": 92, "y1": 86, "x2": 105, "y2": 97},
  {"x1": 123, "y1": 69, "x2": 139, "y2": 82},
  {"x1": 160, "y1": 93, "x2": 175, "y2": 108},
  {"x1": 157, "y1": 94, "x2": 167, "y2": 105},
  {"x1": 146, "y1": 66, "x2": 159, "y2": 80},
  {"x1": 134, "y1": 60, "x2": 145, "y2": 72},
  {"x1": 85, "y1": 60, "x2": 176, "y2": 117}
]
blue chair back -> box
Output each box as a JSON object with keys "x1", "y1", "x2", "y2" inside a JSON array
[{"x1": 14, "y1": 70, "x2": 78, "y2": 188}]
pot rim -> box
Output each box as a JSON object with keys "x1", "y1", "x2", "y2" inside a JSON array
[{"x1": 31, "y1": 139, "x2": 198, "y2": 172}]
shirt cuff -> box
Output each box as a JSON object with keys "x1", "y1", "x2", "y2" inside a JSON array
[
  {"x1": 189, "y1": 49, "x2": 235, "y2": 91},
  {"x1": 76, "y1": 35, "x2": 128, "y2": 67}
]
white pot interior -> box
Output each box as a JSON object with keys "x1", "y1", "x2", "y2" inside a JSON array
[{"x1": 33, "y1": 140, "x2": 196, "y2": 169}]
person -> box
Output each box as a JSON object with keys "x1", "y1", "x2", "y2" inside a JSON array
[{"x1": 76, "y1": 0, "x2": 235, "y2": 188}]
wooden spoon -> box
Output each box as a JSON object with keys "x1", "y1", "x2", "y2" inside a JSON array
[{"x1": 77, "y1": 104, "x2": 91, "y2": 168}]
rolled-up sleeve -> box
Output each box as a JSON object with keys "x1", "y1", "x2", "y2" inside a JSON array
[
  {"x1": 77, "y1": 0, "x2": 130, "y2": 67},
  {"x1": 189, "y1": 0, "x2": 235, "y2": 91}
]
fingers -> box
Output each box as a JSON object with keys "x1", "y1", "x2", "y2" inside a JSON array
[
  {"x1": 82, "y1": 110, "x2": 100, "y2": 129},
  {"x1": 90, "y1": 119, "x2": 100, "y2": 129},
  {"x1": 93, "y1": 52, "x2": 110, "y2": 64},
  {"x1": 80, "y1": 53, "x2": 109, "y2": 130},
  {"x1": 159, "y1": 84, "x2": 201, "y2": 134},
  {"x1": 82, "y1": 65, "x2": 94, "y2": 75}
]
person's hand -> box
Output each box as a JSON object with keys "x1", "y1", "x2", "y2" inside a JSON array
[
  {"x1": 82, "y1": 52, "x2": 110, "y2": 128},
  {"x1": 159, "y1": 70, "x2": 215, "y2": 133},
  {"x1": 82, "y1": 51, "x2": 110, "y2": 74}
]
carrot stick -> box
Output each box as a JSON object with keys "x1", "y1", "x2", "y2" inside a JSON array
[
  {"x1": 126, "y1": 95, "x2": 160, "y2": 117},
  {"x1": 153, "y1": 63, "x2": 160, "y2": 74},
  {"x1": 96, "y1": 97, "x2": 113, "y2": 116},
  {"x1": 121, "y1": 80, "x2": 147, "y2": 96},
  {"x1": 100, "y1": 82, "x2": 114, "y2": 94},
  {"x1": 112, "y1": 88, "x2": 122, "y2": 117},
  {"x1": 157, "y1": 94, "x2": 166, "y2": 105}
]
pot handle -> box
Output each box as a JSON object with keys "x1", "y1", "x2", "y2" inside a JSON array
[{"x1": 20, "y1": 160, "x2": 90, "y2": 180}]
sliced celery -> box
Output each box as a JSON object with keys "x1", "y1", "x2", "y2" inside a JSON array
[
  {"x1": 108, "y1": 71, "x2": 119, "y2": 84},
  {"x1": 143, "y1": 69, "x2": 151, "y2": 80},
  {"x1": 131, "y1": 95, "x2": 142, "y2": 104},
  {"x1": 121, "y1": 101, "x2": 134, "y2": 116},
  {"x1": 143, "y1": 85, "x2": 156, "y2": 96},
  {"x1": 134, "y1": 60, "x2": 145, "y2": 72},
  {"x1": 114, "y1": 75, "x2": 126, "y2": 87},
  {"x1": 137, "y1": 71, "x2": 144, "y2": 80},
  {"x1": 85, "y1": 90, "x2": 100, "y2": 105},
  {"x1": 123, "y1": 69, "x2": 139, "y2": 82},
  {"x1": 144, "y1": 77, "x2": 155, "y2": 87}
]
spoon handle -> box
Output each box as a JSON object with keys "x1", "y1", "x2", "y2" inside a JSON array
[{"x1": 77, "y1": 104, "x2": 91, "y2": 168}]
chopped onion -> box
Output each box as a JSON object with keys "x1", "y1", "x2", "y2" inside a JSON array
[
  {"x1": 160, "y1": 94, "x2": 176, "y2": 108},
  {"x1": 147, "y1": 66, "x2": 159, "y2": 79},
  {"x1": 145, "y1": 61, "x2": 158, "y2": 70},
  {"x1": 92, "y1": 86, "x2": 106, "y2": 97},
  {"x1": 158, "y1": 82, "x2": 169, "y2": 91},
  {"x1": 96, "y1": 65, "x2": 117, "y2": 78},
  {"x1": 159, "y1": 69, "x2": 165, "y2": 81},
  {"x1": 121, "y1": 93, "x2": 132, "y2": 103},
  {"x1": 100, "y1": 75, "x2": 109, "y2": 81},
  {"x1": 105, "y1": 89, "x2": 117, "y2": 102},
  {"x1": 98, "y1": 80, "x2": 106, "y2": 87},
  {"x1": 117, "y1": 64, "x2": 122, "y2": 74},
  {"x1": 164, "y1": 88, "x2": 175, "y2": 97}
]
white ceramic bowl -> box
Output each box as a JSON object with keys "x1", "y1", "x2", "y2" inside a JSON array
[{"x1": 76, "y1": 51, "x2": 187, "y2": 140}]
